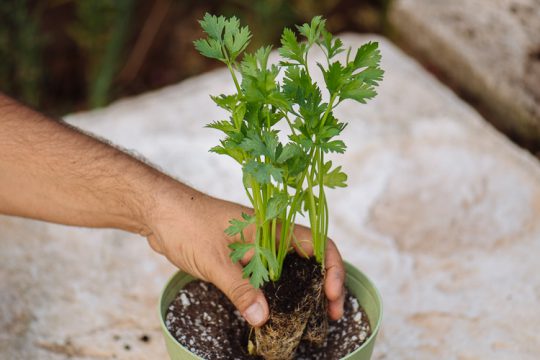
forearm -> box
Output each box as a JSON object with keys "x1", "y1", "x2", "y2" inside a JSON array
[{"x1": 0, "y1": 94, "x2": 199, "y2": 234}]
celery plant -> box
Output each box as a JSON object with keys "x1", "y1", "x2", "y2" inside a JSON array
[{"x1": 195, "y1": 14, "x2": 383, "y2": 288}]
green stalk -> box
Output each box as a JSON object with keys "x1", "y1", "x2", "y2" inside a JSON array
[
  {"x1": 251, "y1": 179, "x2": 265, "y2": 250},
  {"x1": 317, "y1": 148, "x2": 326, "y2": 264},
  {"x1": 270, "y1": 217, "x2": 277, "y2": 279},
  {"x1": 227, "y1": 62, "x2": 242, "y2": 94},
  {"x1": 305, "y1": 168, "x2": 320, "y2": 261},
  {"x1": 319, "y1": 93, "x2": 337, "y2": 130}
]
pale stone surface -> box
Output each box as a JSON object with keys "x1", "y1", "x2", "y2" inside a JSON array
[
  {"x1": 1, "y1": 34, "x2": 540, "y2": 359},
  {"x1": 390, "y1": 0, "x2": 540, "y2": 145}
]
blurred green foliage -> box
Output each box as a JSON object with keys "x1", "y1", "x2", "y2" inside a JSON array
[
  {"x1": 0, "y1": 0, "x2": 390, "y2": 114},
  {"x1": 0, "y1": 1, "x2": 44, "y2": 107},
  {"x1": 70, "y1": 0, "x2": 135, "y2": 108}
]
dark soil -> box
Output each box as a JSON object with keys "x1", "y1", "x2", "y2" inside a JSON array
[{"x1": 165, "y1": 257, "x2": 371, "y2": 360}]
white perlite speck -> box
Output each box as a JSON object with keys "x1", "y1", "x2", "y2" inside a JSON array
[
  {"x1": 359, "y1": 330, "x2": 368, "y2": 341},
  {"x1": 180, "y1": 293, "x2": 191, "y2": 306},
  {"x1": 350, "y1": 298, "x2": 359, "y2": 312}
]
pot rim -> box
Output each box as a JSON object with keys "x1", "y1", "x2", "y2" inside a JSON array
[{"x1": 158, "y1": 260, "x2": 383, "y2": 359}]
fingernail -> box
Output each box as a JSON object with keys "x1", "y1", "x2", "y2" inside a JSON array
[{"x1": 243, "y1": 301, "x2": 265, "y2": 326}]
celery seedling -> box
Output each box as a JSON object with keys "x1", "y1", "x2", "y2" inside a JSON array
[{"x1": 195, "y1": 14, "x2": 383, "y2": 288}]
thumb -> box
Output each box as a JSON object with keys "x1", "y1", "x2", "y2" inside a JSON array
[{"x1": 210, "y1": 263, "x2": 269, "y2": 327}]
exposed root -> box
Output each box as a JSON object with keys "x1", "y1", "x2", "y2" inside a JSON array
[{"x1": 251, "y1": 254, "x2": 328, "y2": 359}]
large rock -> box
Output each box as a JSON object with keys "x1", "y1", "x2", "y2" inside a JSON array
[
  {"x1": 1, "y1": 34, "x2": 539, "y2": 359},
  {"x1": 390, "y1": 0, "x2": 540, "y2": 149}
]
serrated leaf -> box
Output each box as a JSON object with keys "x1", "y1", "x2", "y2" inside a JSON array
[
  {"x1": 279, "y1": 28, "x2": 306, "y2": 65},
  {"x1": 206, "y1": 120, "x2": 237, "y2": 133},
  {"x1": 195, "y1": 13, "x2": 251, "y2": 63},
  {"x1": 320, "y1": 139, "x2": 346, "y2": 153},
  {"x1": 243, "y1": 160, "x2": 283, "y2": 184},
  {"x1": 340, "y1": 80, "x2": 377, "y2": 104},
  {"x1": 265, "y1": 193, "x2": 288, "y2": 221},
  {"x1": 211, "y1": 94, "x2": 237, "y2": 110},
  {"x1": 353, "y1": 41, "x2": 382, "y2": 69},
  {"x1": 254, "y1": 46, "x2": 272, "y2": 70},
  {"x1": 356, "y1": 67, "x2": 384, "y2": 86},
  {"x1": 243, "y1": 251, "x2": 269, "y2": 288},
  {"x1": 262, "y1": 131, "x2": 279, "y2": 161},
  {"x1": 319, "y1": 61, "x2": 345, "y2": 95},
  {"x1": 277, "y1": 143, "x2": 301, "y2": 163},
  {"x1": 210, "y1": 139, "x2": 244, "y2": 163},
  {"x1": 228, "y1": 242, "x2": 255, "y2": 263},
  {"x1": 225, "y1": 213, "x2": 256, "y2": 236},
  {"x1": 193, "y1": 38, "x2": 224, "y2": 61},
  {"x1": 320, "y1": 30, "x2": 344, "y2": 59},
  {"x1": 324, "y1": 165, "x2": 348, "y2": 188},
  {"x1": 296, "y1": 15, "x2": 325, "y2": 45},
  {"x1": 240, "y1": 132, "x2": 267, "y2": 157},
  {"x1": 319, "y1": 125, "x2": 341, "y2": 140},
  {"x1": 199, "y1": 13, "x2": 226, "y2": 39}
]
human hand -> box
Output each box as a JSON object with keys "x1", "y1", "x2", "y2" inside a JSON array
[{"x1": 144, "y1": 185, "x2": 345, "y2": 327}]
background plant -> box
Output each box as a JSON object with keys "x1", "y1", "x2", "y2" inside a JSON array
[
  {"x1": 195, "y1": 13, "x2": 383, "y2": 287},
  {"x1": 0, "y1": 0, "x2": 388, "y2": 114}
]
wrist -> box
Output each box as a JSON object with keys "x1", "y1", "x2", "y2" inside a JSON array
[{"x1": 141, "y1": 174, "x2": 207, "y2": 235}]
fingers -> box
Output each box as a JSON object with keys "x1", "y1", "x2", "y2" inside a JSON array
[
  {"x1": 209, "y1": 261, "x2": 269, "y2": 327},
  {"x1": 290, "y1": 226, "x2": 346, "y2": 320},
  {"x1": 325, "y1": 239, "x2": 345, "y2": 320}
]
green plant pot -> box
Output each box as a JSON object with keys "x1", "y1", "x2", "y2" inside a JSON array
[{"x1": 158, "y1": 262, "x2": 383, "y2": 360}]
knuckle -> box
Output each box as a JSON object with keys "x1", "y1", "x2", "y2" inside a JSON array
[{"x1": 228, "y1": 280, "x2": 256, "y2": 310}]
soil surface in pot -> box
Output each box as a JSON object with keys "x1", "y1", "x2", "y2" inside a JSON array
[{"x1": 165, "y1": 257, "x2": 371, "y2": 360}]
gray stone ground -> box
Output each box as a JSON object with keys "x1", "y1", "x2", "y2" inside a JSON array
[
  {"x1": 1, "y1": 34, "x2": 540, "y2": 359},
  {"x1": 390, "y1": 0, "x2": 540, "y2": 146}
]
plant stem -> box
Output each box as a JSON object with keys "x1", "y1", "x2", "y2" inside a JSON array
[
  {"x1": 317, "y1": 147, "x2": 326, "y2": 264},
  {"x1": 227, "y1": 62, "x2": 242, "y2": 93}
]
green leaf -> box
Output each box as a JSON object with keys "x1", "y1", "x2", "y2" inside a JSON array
[
  {"x1": 254, "y1": 46, "x2": 272, "y2": 70},
  {"x1": 356, "y1": 67, "x2": 384, "y2": 86},
  {"x1": 229, "y1": 242, "x2": 254, "y2": 263},
  {"x1": 224, "y1": 21, "x2": 251, "y2": 57},
  {"x1": 199, "y1": 13, "x2": 226, "y2": 39},
  {"x1": 232, "y1": 102, "x2": 246, "y2": 129},
  {"x1": 265, "y1": 193, "x2": 288, "y2": 221},
  {"x1": 353, "y1": 41, "x2": 382, "y2": 69},
  {"x1": 282, "y1": 66, "x2": 324, "y2": 128},
  {"x1": 210, "y1": 139, "x2": 244, "y2": 163},
  {"x1": 319, "y1": 124, "x2": 342, "y2": 140},
  {"x1": 277, "y1": 143, "x2": 301, "y2": 163},
  {"x1": 262, "y1": 131, "x2": 279, "y2": 161},
  {"x1": 320, "y1": 139, "x2": 346, "y2": 153},
  {"x1": 278, "y1": 28, "x2": 306, "y2": 65},
  {"x1": 193, "y1": 38, "x2": 224, "y2": 61},
  {"x1": 206, "y1": 120, "x2": 236, "y2": 133},
  {"x1": 211, "y1": 94, "x2": 237, "y2": 110},
  {"x1": 240, "y1": 132, "x2": 267, "y2": 157},
  {"x1": 320, "y1": 30, "x2": 344, "y2": 59},
  {"x1": 324, "y1": 164, "x2": 348, "y2": 188},
  {"x1": 339, "y1": 80, "x2": 377, "y2": 104},
  {"x1": 240, "y1": 50, "x2": 280, "y2": 104},
  {"x1": 296, "y1": 15, "x2": 325, "y2": 45},
  {"x1": 240, "y1": 131, "x2": 280, "y2": 160},
  {"x1": 319, "y1": 61, "x2": 345, "y2": 95},
  {"x1": 195, "y1": 13, "x2": 252, "y2": 63},
  {"x1": 243, "y1": 250, "x2": 269, "y2": 288},
  {"x1": 243, "y1": 160, "x2": 283, "y2": 183},
  {"x1": 225, "y1": 213, "x2": 256, "y2": 236}
]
